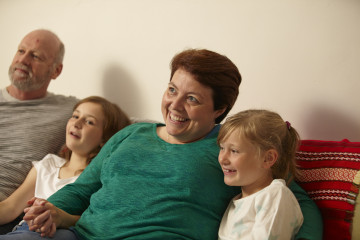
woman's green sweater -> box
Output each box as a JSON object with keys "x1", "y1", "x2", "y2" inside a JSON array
[{"x1": 49, "y1": 123, "x2": 322, "y2": 240}]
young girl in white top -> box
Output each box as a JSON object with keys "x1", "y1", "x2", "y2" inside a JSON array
[
  {"x1": 217, "y1": 109, "x2": 303, "y2": 240},
  {"x1": 0, "y1": 96, "x2": 130, "y2": 226}
]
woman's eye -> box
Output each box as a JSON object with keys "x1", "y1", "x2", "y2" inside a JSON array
[
  {"x1": 168, "y1": 87, "x2": 176, "y2": 94},
  {"x1": 231, "y1": 149, "x2": 239, "y2": 154},
  {"x1": 72, "y1": 115, "x2": 79, "y2": 119},
  {"x1": 187, "y1": 96, "x2": 199, "y2": 103}
]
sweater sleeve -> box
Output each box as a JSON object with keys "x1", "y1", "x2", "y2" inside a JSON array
[
  {"x1": 289, "y1": 181, "x2": 323, "y2": 240},
  {"x1": 47, "y1": 137, "x2": 113, "y2": 215}
]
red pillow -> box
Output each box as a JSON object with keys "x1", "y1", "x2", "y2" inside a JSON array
[{"x1": 296, "y1": 139, "x2": 360, "y2": 240}]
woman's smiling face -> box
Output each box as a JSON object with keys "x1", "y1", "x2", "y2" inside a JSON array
[{"x1": 161, "y1": 68, "x2": 225, "y2": 144}]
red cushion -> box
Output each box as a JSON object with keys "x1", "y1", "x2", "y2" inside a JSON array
[{"x1": 296, "y1": 139, "x2": 360, "y2": 240}]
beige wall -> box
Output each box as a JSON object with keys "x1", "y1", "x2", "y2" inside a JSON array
[{"x1": 1, "y1": 0, "x2": 359, "y2": 141}]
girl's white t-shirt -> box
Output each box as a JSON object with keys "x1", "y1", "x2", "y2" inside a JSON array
[
  {"x1": 218, "y1": 179, "x2": 303, "y2": 240},
  {"x1": 32, "y1": 154, "x2": 79, "y2": 199}
]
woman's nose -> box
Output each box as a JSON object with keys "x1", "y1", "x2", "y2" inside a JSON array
[{"x1": 170, "y1": 96, "x2": 184, "y2": 111}]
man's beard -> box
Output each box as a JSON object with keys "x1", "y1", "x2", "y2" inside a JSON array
[{"x1": 8, "y1": 63, "x2": 52, "y2": 91}]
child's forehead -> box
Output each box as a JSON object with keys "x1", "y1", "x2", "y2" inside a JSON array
[
  {"x1": 227, "y1": 127, "x2": 244, "y2": 138},
  {"x1": 223, "y1": 128, "x2": 247, "y2": 143},
  {"x1": 224, "y1": 128, "x2": 260, "y2": 147}
]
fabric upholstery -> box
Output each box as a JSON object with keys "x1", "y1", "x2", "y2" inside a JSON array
[{"x1": 296, "y1": 139, "x2": 360, "y2": 240}]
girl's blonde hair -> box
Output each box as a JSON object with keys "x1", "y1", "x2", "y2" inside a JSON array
[
  {"x1": 217, "y1": 109, "x2": 301, "y2": 183},
  {"x1": 59, "y1": 96, "x2": 131, "y2": 164}
]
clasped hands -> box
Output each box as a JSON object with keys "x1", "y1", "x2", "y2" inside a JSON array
[{"x1": 23, "y1": 197, "x2": 58, "y2": 237}]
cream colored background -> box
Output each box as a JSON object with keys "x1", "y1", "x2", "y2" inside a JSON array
[{"x1": 1, "y1": 0, "x2": 359, "y2": 141}]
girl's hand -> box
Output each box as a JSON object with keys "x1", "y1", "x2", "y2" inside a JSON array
[
  {"x1": 23, "y1": 197, "x2": 57, "y2": 237},
  {"x1": 24, "y1": 197, "x2": 80, "y2": 237},
  {"x1": 23, "y1": 197, "x2": 47, "y2": 229}
]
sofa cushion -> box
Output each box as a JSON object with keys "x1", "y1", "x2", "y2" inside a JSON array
[{"x1": 296, "y1": 139, "x2": 360, "y2": 240}]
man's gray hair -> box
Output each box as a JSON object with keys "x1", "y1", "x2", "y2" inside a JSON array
[
  {"x1": 55, "y1": 41, "x2": 65, "y2": 64},
  {"x1": 50, "y1": 31, "x2": 65, "y2": 64},
  {"x1": 38, "y1": 29, "x2": 65, "y2": 65}
]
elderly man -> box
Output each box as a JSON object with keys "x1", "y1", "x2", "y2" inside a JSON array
[{"x1": 0, "y1": 29, "x2": 78, "y2": 233}]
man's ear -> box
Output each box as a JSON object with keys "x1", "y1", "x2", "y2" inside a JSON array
[
  {"x1": 263, "y1": 149, "x2": 278, "y2": 168},
  {"x1": 51, "y1": 63, "x2": 63, "y2": 80}
]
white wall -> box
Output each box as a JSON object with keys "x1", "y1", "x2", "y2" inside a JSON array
[{"x1": 1, "y1": 0, "x2": 359, "y2": 141}]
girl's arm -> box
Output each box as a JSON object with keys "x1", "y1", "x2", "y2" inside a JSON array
[{"x1": 0, "y1": 167, "x2": 37, "y2": 225}]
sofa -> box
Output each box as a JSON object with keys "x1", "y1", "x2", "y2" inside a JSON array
[{"x1": 295, "y1": 139, "x2": 360, "y2": 240}]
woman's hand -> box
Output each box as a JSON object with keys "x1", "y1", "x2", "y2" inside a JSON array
[
  {"x1": 23, "y1": 197, "x2": 57, "y2": 237},
  {"x1": 24, "y1": 197, "x2": 81, "y2": 237}
]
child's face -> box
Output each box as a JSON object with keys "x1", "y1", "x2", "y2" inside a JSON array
[
  {"x1": 218, "y1": 131, "x2": 270, "y2": 189},
  {"x1": 66, "y1": 102, "x2": 105, "y2": 157}
]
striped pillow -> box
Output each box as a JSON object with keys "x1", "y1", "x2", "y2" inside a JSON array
[{"x1": 296, "y1": 139, "x2": 360, "y2": 240}]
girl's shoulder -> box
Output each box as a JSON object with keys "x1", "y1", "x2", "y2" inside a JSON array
[
  {"x1": 32, "y1": 154, "x2": 67, "y2": 169},
  {"x1": 254, "y1": 179, "x2": 295, "y2": 201}
]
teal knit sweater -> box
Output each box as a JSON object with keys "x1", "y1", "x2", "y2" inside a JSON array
[{"x1": 49, "y1": 123, "x2": 322, "y2": 240}]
